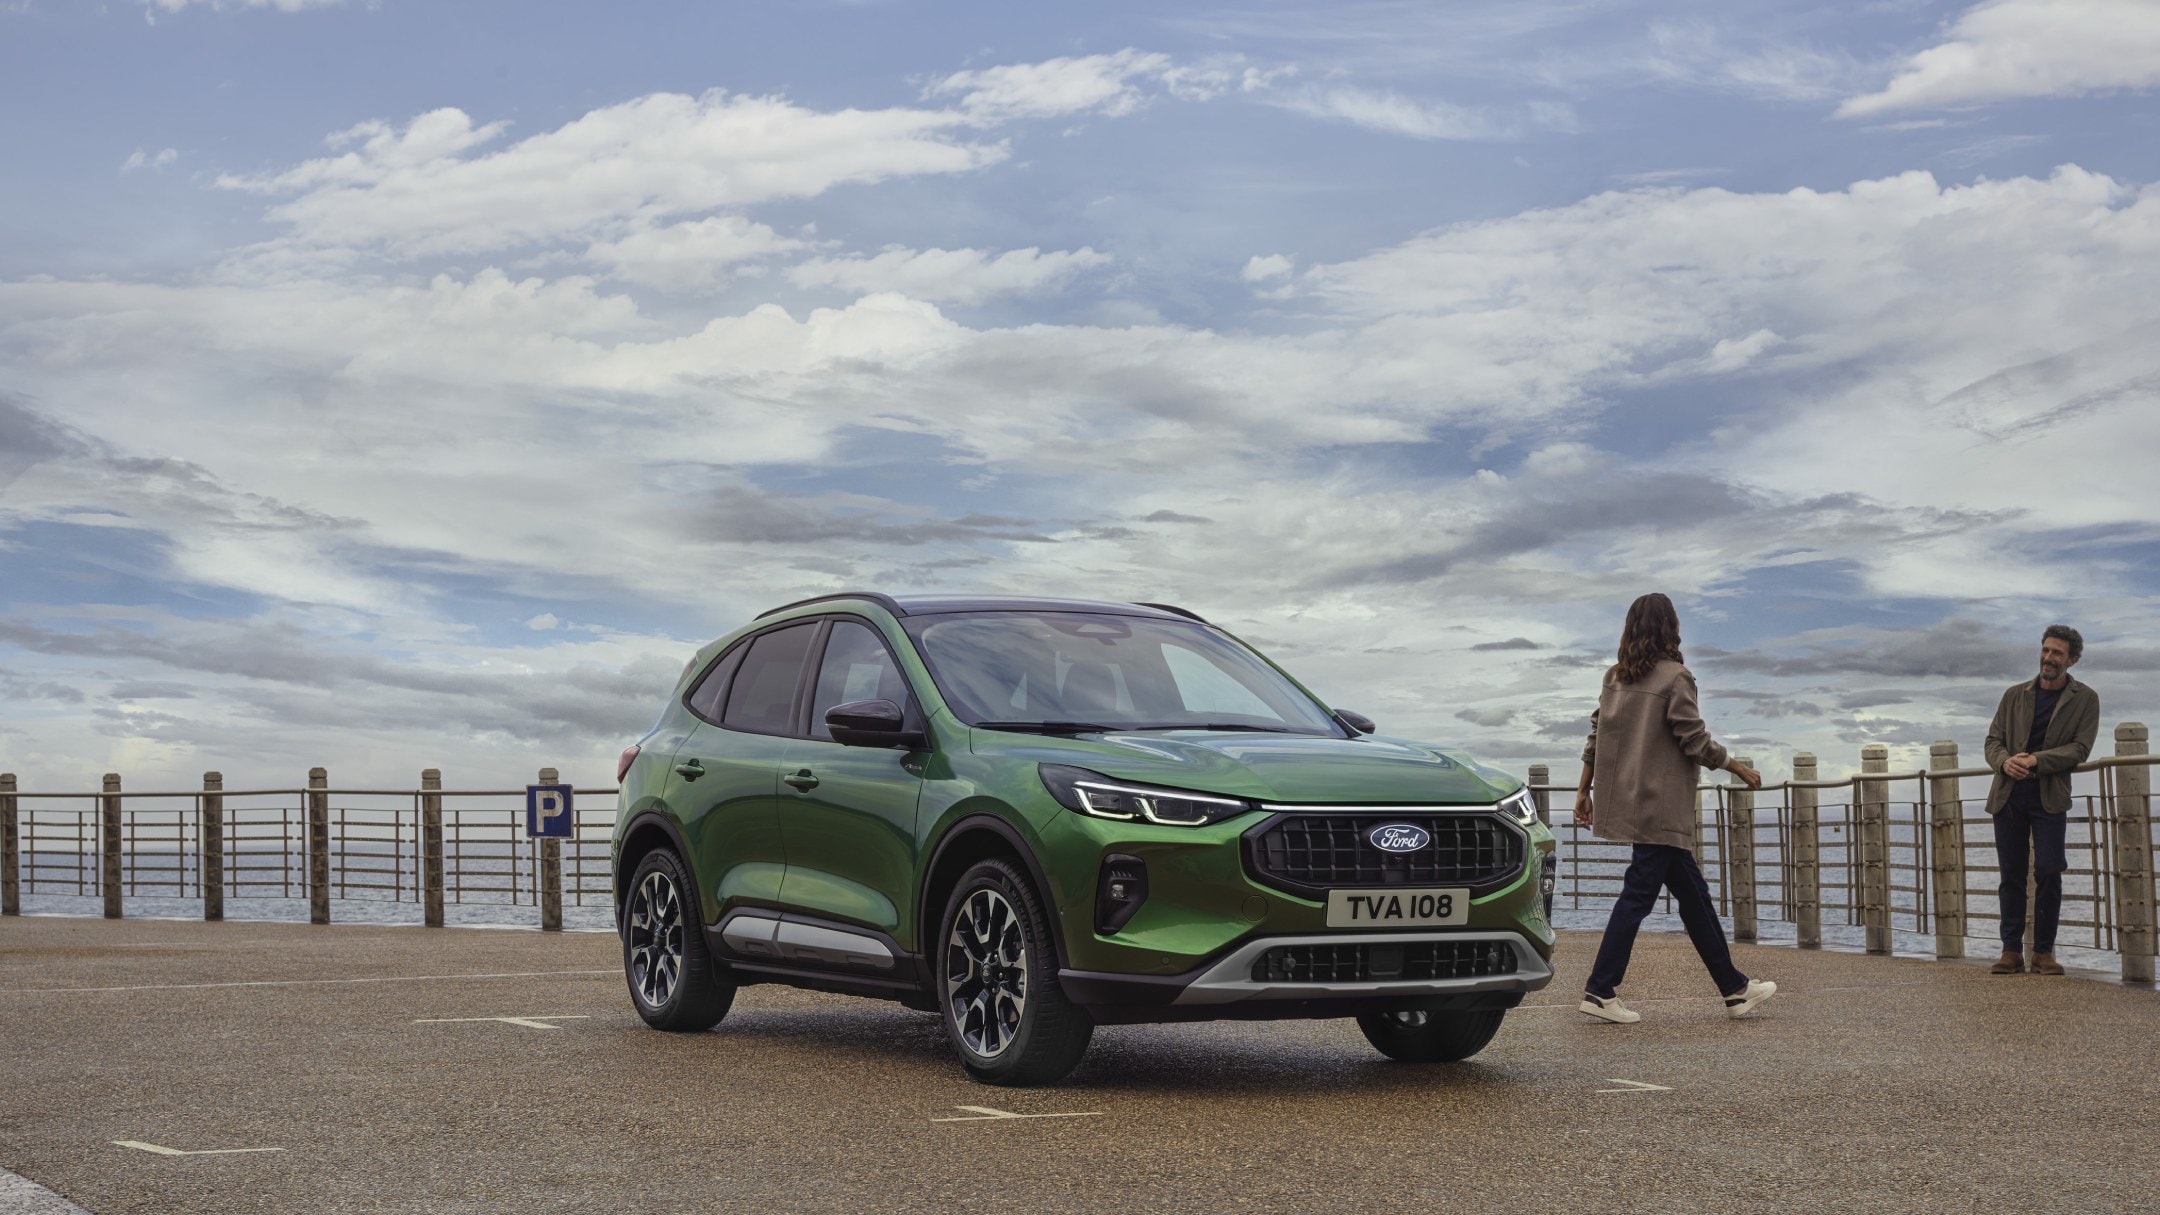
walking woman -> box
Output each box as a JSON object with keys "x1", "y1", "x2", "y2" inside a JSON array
[{"x1": 1574, "y1": 593, "x2": 1777, "y2": 1023}]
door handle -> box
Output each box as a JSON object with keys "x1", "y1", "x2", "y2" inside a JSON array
[
  {"x1": 783, "y1": 769, "x2": 819, "y2": 791},
  {"x1": 674, "y1": 758, "x2": 706, "y2": 781}
]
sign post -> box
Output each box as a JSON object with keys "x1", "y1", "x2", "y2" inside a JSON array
[{"x1": 527, "y1": 776, "x2": 571, "y2": 932}]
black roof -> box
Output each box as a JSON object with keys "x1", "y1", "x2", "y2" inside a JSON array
[{"x1": 755, "y1": 592, "x2": 1205, "y2": 622}]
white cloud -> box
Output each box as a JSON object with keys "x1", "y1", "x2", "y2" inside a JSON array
[
  {"x1": 785, "y1": 246, "x2": 1111, "y2": 305},
  {"x1": 1241, "y1": 254, "x2": 1294, "y2": 282},
  {"x1": 1272, "y1": 85, "x2": 1577, "y2": 140},
  {"x1": 926, "y1": 48, "x2": 1173, "y2": 121},
  {"x1": 581, "y1": 216, "x2": 808, "y2": 292},
  {"x1": 142, "y1": 0, "x2": 345, "y2": 11},
  {"x1": 120, "y1": 147, "x2": 179, "y2": 172},
  {"x1": 1839, "y1": 0, "x2": 2160, "y2": 117},
  {"x1": 217, "y1": 94, "x2": 1004, "y2": 257}
]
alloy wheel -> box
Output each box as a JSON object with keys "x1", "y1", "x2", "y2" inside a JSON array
[
  {"x1": 627, "y1": 868, "x2": 684, "y2": 1010},
  {"x1": 945, "y1": 887, "x2": 1028, "y2": 1058}
]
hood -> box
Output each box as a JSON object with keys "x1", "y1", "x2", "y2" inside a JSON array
[{"x1": 988, "y1": 728, "x2": 1518, "y2": 805}]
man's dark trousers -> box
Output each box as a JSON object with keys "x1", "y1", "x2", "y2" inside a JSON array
[
  {"x1": 1994, "y1": 804, "x2": 2068, "y2": 952},
  {"x1": 1586, "y1": 843, "x2": 1747, "y2": 999}
]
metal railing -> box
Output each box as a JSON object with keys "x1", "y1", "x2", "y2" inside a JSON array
[
  {"x1": 2, "y1": 727, "x2": 2152, "y2": 987},
  {"x1": 1531, "y1": 725, "x2": 2156, "y2": 984},
  {"x1": 0, "y1": 767, "x2": 618, "y2": 931}
]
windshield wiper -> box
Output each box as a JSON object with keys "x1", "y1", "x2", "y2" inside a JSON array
[
  {"x1": 972, "y1": 720, "x2": 1124, "y2": 734},
  {"x1": 1120, "y1": 722, "x2": 1308, "y2": 734}
]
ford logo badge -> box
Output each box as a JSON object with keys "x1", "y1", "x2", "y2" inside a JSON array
[{"x1": 1369, "y1": 824, "x2": 1430, "y2": 853}]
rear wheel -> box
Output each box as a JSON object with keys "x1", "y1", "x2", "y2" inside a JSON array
[
  {"x1": 1356, "y1": 1007, "x2": 1504, "y2": 1063},
  {"x1": 623, "y1": 848, "x2": 734, "y2": 1031},
  {"x1": 937, "y1": 858, "x2": 1093, "y2": 1086}
]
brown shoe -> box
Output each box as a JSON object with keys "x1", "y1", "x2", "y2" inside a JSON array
[
  {"x1": 1990, "y1": 951, "x2": 2024, "y2": 974},
  {"x1": 2031, "y1": 952, "x2": 2064, "y2": 975}
]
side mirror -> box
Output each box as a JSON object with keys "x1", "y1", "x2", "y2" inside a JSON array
[
  {"x1": 1335, "y1": 709, "x2": 1376, "y2": 735},
  {"x1": 825, "y1": 699, "x2": 926, "y2": 749}
]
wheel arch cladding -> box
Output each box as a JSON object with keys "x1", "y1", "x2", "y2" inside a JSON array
[
  {"x1": 617, "y1": 815, "x2": 691, "y2": 922},
  {"x1": 920, "y1": 816, "x2": 1065, "y2": 969}
]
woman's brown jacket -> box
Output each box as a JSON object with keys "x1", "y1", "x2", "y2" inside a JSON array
[{"x1": 1580, "y1": 659, "x2": 1730, "y2": 849}]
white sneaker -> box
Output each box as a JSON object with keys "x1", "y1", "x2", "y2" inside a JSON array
[
  {"x1": 1578, "y1": 993, "x2": 1640, "y2": 1023},
  {"x1": 1724, "y1": 979, "x2": 1777, "y2": 1018}
]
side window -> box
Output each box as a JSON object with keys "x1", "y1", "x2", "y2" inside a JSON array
[
  {"x1": 684, "y1": 645, "x2": 746, "y2": 723},
  {"x1": 721, "y1": 623, "x2": 817, "y2": 735},
  {"x1": 808, "y1": 621, "x2": 910, "y2": 740}
]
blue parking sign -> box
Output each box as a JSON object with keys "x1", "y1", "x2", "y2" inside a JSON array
[{"x1": 525, "y1": 784, "x2": 574, "y2": 838}]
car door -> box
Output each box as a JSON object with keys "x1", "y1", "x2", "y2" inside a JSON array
[
  {"x1": 777, "y1": 617, "x2": 927, "y2": 937},
  {"x1": 669, "y1": 621, "x2": 819, "y2": 920}
]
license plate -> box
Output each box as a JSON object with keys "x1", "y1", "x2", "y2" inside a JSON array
[{"x1": 1326, "y1": 887, "x2": 1469, "y2": 928}]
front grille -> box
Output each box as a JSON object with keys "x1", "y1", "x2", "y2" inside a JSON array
[
  {"x1": 1251, "y1": 940, "x2": 1519, "y2": 984},
  {"x1": 1245, "y1": 812, "x2": 1523, "y2": 896}
]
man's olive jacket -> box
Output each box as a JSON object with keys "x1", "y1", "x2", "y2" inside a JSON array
[{"x1": 1982, "y1": 675, "x2": 2100, "y2": 816}]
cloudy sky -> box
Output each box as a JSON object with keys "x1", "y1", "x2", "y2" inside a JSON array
[{"x1": 3, "y1": 0, "x2": 2158, "y2": 792}]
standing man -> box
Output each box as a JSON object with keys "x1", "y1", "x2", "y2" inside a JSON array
[{"x1": 1982, "y1": 625, "x2": 2099, "y2": 976}]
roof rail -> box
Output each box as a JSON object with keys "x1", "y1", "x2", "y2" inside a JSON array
[
  {"x1": 1134, "y1": 601, "x2": 1208, "y2": 623},
  {"x1": 756, "y1": 592, "x2": 909, "y2": 620}
]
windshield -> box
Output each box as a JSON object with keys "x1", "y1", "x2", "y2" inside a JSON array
[{"x1": 902, "y1": 611, "x2": 1345, "y2": 736}]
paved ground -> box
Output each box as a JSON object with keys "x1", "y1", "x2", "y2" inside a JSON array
[{"x1": 1, "y1": 916, "x2": 2155, "y2": 1215}]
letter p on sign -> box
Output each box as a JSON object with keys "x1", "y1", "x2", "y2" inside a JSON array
[{"x1": 525, "y1": 784, "x2": 574, "y2": 839}]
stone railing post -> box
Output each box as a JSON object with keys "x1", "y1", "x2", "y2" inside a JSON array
[
  {"x1": 538, "y1": 767, "x2": 564, "y2": 933},
  {"x1": 1791, "y1": 754, "x2": 1820, "y2": 949},
  {"x1": 1527, "y1": 764, "x2": 1550, "y2": 825},
  {"x1": 2113, "y1": 724, "x2": 2154, "y2": 984},
  {"x1": 1729, "y1": 757, "x2": 1757, "y2": 942},
  {"x1": 1927, "y1": 741, "x2": 1965, "y2": 959},
  {"x1": 201, "y1": 771, "x2": 225, "y2": 922},
  {"x1": 307, "y1": 767, "x2": 330, "y2": 925},
  {"x1": 422, "y1": 769, "x2": 445, "y2": 928},
  {"x1": 101, "y1": 773, "x2": 123, "y2": 919},
  {"x1": 1, "y1": 773, "x2": 18, "y2": 916},
  {"x1": 1860, "y1": 744, "x2": 1891, "y2": 954}
]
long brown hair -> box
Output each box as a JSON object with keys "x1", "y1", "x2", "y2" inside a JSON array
[{"x1": 1611, "y1": 592, "x2": 1684, "y2": 685}]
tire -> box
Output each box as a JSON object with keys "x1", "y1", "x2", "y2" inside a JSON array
[
  {"x1": 937, "y1": 858, "x2": 1093, "y2": 1086},
  {"x1": 622, "y1": 848, "x2": 734, "y2": 1032},
  {"x1": 1356, "y1": 1007, "x2": 1505, "y2": 1063}
]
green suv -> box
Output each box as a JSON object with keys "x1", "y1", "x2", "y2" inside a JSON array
[{"x1": 611, "y1": 594, "x2": 1556, "y2": 1085}]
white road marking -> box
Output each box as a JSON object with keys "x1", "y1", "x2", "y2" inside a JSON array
[
  {"x1": 112, "y1": 1141, "x2": 286, "y2": 1157},
  {"x1": 1595, "y1": 1079, "x2": 1672, "y2": 1093},
  {"x1": 931, "y1": 1106, "x2": 1103, "y2": 1123},
  {"x1": 413, "y1": 1015, "x2": 592, "y2": 1030},
  {"x1": 0, "y1": 969, "x2": 614, "y2": 996}
]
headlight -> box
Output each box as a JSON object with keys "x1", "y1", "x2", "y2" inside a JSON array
[
  {"x1": 1498, "y1": 788, "x2": 1538, "y2": 824},
  {"x1": 1039, "y1": 764, "x2": 1253, "y2": 827}
]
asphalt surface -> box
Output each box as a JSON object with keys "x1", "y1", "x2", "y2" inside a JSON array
[{"x1": 2, "y1": 916, "x2": 2155, "y2": 1215}]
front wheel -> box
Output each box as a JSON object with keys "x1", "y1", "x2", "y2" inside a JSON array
[
  {"x1": 622, "y1": 848, "x2": 734, "y2": 1031},
  {"x1": 1356, "y1": 1007, "x2": 1504, "y2": 1063},
  {"x1": 937, "y1": 858, "x2": 1093, "y2": 1086}
]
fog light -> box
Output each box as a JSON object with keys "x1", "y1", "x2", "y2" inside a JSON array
[
  {"x1": 1095, "y1": 854, "x2": 1148, "y2": 935},
  {"x1": 1540, "y1": 854, "x2": 1557, "y2": 921}
]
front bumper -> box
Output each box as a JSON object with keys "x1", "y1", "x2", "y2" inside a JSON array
[{"x1": 1058, "y1": 928, "x2": 1551, "y2": 1023}]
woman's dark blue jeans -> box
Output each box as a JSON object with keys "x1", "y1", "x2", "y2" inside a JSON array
[{"x1": 1585, "y1": 843, "x2": 1747, "y2": 999}]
